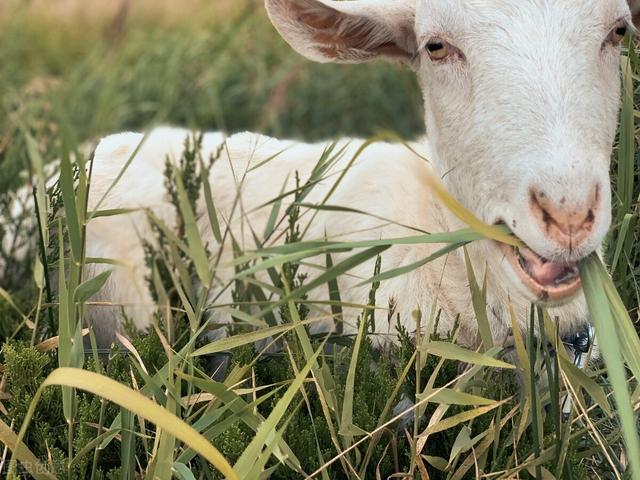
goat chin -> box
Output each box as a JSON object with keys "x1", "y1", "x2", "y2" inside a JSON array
[{"x1": 1, "y1": 127, "x2": 591, "y2": 349}]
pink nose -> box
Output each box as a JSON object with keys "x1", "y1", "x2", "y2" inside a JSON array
[{"x1": 529, "y1": 185, "x2": 600, "y2": 251}]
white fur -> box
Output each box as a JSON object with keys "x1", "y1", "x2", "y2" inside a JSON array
[
  {"x1": 3, "y1": 0, "x2": 635, "y2": 346},
  {"x1": 82, "y1": 123, "x2": 583, "y2": 347}
]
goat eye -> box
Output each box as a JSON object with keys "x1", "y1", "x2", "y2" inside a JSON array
[
  {"x1": 606, "y1": 22, "x2": 628, "y2": 46},
  {"x1": 426, "y1": 38, "x2": 450, "y2": 60}
]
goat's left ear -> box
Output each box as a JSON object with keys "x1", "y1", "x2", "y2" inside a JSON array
[{"x1": 265, "y1": 0, "x2": 416, "y2": 64}]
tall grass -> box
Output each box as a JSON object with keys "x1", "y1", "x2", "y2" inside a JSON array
[{"x1": 0, "y1": 2, "x2": 639, "y2": 479}]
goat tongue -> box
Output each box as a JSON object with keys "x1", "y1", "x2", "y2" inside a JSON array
[{"x1": 518, "y1": 247, "x2": 579, "y2": 287}]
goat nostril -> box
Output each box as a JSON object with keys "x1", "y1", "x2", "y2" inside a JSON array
[{"x1": 529, "y1": 184, "x2": 600, "y2": 248}]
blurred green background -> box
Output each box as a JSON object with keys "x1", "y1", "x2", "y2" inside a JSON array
[{"x1": 0, "y1": 0, "x2": 424, "y2": 194}]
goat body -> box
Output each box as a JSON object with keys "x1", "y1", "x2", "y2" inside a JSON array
[{"x1": 84, "y1": 127, "x2": 588, "y2": 346}]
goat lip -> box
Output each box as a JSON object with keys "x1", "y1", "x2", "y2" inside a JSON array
[{"x1": 497, "y1": 242, "x2": 582, "y2": 302}]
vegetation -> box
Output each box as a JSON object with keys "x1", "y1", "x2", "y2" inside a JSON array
[{"x1": 0, "y1": 1, "x2": 639, "y2": 479}]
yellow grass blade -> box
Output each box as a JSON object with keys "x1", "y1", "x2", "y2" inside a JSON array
[
  {"x1": 420, "y1": 342, "x2": 515, "y2": 370},
  {"x1": 402, "y1": 142, "x2": 523, "y2": 248},
  {"x1": 0, "y1": 288, "x2": 28, "y2": 321},
  {"x1": 424, "y1": 398, "x2": 510, "y2": 436},
  {"x1": 0, "y1": 418, "x2": 56, "y2": 480},
  {"x1": 8, "y1": 368, "x2": 238, "y2": 480},
  {"x1": 421, "y1": 167, "x2": 522, "y2": 247},
  {"x1": 35, "y1": 329, "x2": 89, "y2": 353}
]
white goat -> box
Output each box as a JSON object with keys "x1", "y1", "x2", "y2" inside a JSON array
[{"x1": 4, "y1": 0, "x2": 638, "y2": 347}]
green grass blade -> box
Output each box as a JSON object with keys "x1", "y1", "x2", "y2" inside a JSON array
[
  {"x1": 257, "y1": 246, "x2": 388, "y2": 317},
  {"x1": 233, "y1": 339, "x2": 326, "y2": 478},
  {"x1": 230, "y1": 228, "x2": 488, "y2": 265},
  {"x1": 199, "y1": 156, "x2": 223, "y2": 244},
  {"x1": 174, "y1": 373, "x2": 299, "y2": 468},
  {"x1": 463, "y1": 248, "x2": 493, "y2": 350},
  {"x1": 120, "y1": 408, "x2": 136, "y2": 480},
  {"x1": 357, "y1": 242, "x2": 465, "y2": 287},
  {"x1": 421, "y1": 388, "x2": 497, "y2": 407},
  {"x1": 617, "y1": 53, "x2": 635, "y2": 218},
  {"x1": 173, "y1": 463, "x2": 197, "y2": 480},
  {"x1": 87, "y1": 133, "x2": 148, "y2": 222},
  {"x1": 339, "y1": 310, "x2": 368, "y2": 447},
  {"x1": 611, "y1": 213, "x2": 633, "y2": 273},
  {"x1": 59, "y1": 147, "x2": 82, "y2": 263},
  {"x1": 173, "y1": 166, "x2": 211, "y2": 286},
  {"x1": 192, "y1": 319, "x2": 314, "y2": 356},
  {"x1": 580, "y1": 255, "x2": 640, "y2": 480},
  {"x1": 325, "y1": 252, "x2": 343, "y2": 335},
  {"x1": 420, "y1": 342, "x2": 514, "y2": 370},
  {"x1": 73, "y1": 269, "x2": 112, "y2": 303},
  {"x1": 558, "y1": 356, "x2": 611, "y2": 416}
]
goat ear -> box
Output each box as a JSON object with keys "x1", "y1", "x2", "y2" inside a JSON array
[{"x1": 265, "y1": 0, "x2": 416, "y2": 64}]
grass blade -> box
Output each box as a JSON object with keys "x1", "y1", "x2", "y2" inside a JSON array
[
  {"x1": 73, "y1": 269, "x2": 112, "y2": 303},
  {"x1": 233, "y1": 339, "x2": 326, "y2": 478},
  {"x1": 339, "y1": 308, "x2": 368, "y2": 446},
  {"x1": 0, "y1": 419, "x2": 56, "y2": 480},
  {"x1": 424, "y1": 399, "x2": 509, "y2": 436},
  {"x1": 173, "y1": 166, "x2": 211, "y2": 287},
  {"x1": 580, "y1": 255, "x2": 640, "y2": 480},
  {"x1": 192, "y1": 319, "x2": 314, "y2": 356},
  {"x1": 7, "y1": 368, "x2": 238, "y2": 480},
  {"x1": 463, "y1": 248, "x2": 493, "y2": 350},
  {"x1": 420, "y1": 342, "x2": 514, "y2": 370}
]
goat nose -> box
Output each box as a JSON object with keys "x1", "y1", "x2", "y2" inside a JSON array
[{"x1": 529, "y1": 185, "x2": 600, "y2": 250}]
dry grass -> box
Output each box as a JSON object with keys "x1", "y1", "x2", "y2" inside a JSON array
[{"x1": 0, "y1": 0, "x2": 244, "y2": 25}]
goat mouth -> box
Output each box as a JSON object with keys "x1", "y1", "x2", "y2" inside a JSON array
[{"x1": 496, "y1": 241, "x2": 581, "y2": 303}]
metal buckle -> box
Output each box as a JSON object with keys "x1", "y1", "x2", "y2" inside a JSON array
[{"x1": 561, "y1": 325, "x2": 595, "y2": 421}]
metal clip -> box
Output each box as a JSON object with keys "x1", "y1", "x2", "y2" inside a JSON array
[{"x1": 561, "y1": 324, "x2": 594, "y2": 422}]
